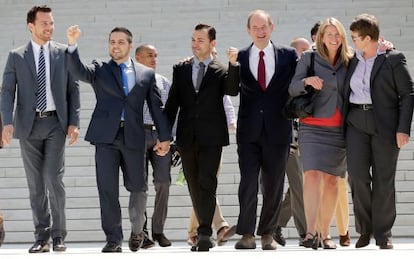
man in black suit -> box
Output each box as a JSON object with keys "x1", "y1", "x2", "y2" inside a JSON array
[
  {"x1": 344, "y1": 13, "x2": 414, "y2": 250},
  {"x1": 164, "y1": 23, "x2": 239, "y2": 251},
  {"x1": 66, "y1": 25, "x2": 171, "y2": 253},
  {"x1": 227, "y1": 10, "x2": 297, "y2": 250},
  {"x1": 1, "y1": 5, "x2": 80, "y2": 253}
]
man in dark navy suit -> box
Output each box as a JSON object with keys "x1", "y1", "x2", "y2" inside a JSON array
[
  {"x1": 66, "y1": 25, "x2": 171, "y2": 253},
  {"x1": 227, "y1": 10, "x2": 298, "y2": 250}
]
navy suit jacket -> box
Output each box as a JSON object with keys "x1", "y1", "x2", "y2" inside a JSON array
[
  {"x1": 236, "y1": 42, "x2": 297, "y2": 145},
  {"x1": 1, "y1": 41, "x2": 80, "y2": 138},
  {"x1": 67, "y1": 49, "x2": 171, "y2": 150}
]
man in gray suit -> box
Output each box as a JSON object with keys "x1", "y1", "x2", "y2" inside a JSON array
[
  {"x1": 0, "y1": 5, "x2": 80, "y2": 253},
  {"x1": 66, "y1": 25, "x2": 171, "y2": 253}
]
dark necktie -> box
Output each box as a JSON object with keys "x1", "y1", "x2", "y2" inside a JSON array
[
  {"x1": 36, "y1": 46, "x2": 47, "y2": 111},
  {"x1": 258, "y1": 50, "x2": 266, "y2": 91},
  {"x1": 195, "y1": 62, "x2": 205, "y2": 92}
]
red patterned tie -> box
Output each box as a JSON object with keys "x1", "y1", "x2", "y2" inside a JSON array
[{"x1": 258, "y1": 50, "x2": 266, "y2": 91}]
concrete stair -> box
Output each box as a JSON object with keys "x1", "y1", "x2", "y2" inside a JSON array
[{"x1": 0, "y1": 0, "x2": 414, "y2": 244}]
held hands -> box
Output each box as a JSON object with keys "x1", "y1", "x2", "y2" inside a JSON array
[
  {"x1": 304, "y1": 76, "x2": 324, "y2": 90},
  {"x1": 66, "y1": 25, "x2": 81, "y2": 46},
  {"x1": 226, "y1": 47, "x2": 239, "y2": 65},
  {"x1": 1, "y1": 125, "x2": 14, "y2": 146},
  {"x1": 153, "y1": 139, "x2": 171, "y2": 156},
  {"x1": 67, "y1": 125, "x2": 80, "y2": 146}
]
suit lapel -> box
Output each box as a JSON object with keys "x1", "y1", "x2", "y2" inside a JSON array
[
  {"x1": 267, "y1": 43, "x2": 279, "y2": 89},
  {"x1": 24, "y1": 42, "x2": 37, "y2": 80},
  {"x1": 109, "y1": 60, "x2": 124, "y2": 94},
  {"x1": 370, "y1": 54, "x2": 386, "y2": 87},
  {"x1": 49, "y1": 42, "x2": 59, "y2": 92},
  {"x1": 239, "y1": 46, "x2": 259, "y2": 87}
]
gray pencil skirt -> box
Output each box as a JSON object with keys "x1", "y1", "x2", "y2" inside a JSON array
[{"x1": 298, "y1": 123, "x2": 346, "y2": 177}]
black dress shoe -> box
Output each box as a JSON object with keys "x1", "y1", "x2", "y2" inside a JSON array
[
  {"x1": 272, "y1": 226, "x2": 286, "y2": 246},
  {"x1": 377, "y1": 239, "x2": 393, "y2": 249},
  {"x1": 129, "y1": 232, "x2": 144, "y2": 252},
  {"x1": 153, "y1": 233, "x2": 172, "y2": 247},
  {"x1": 141, "y1": 235, "x2": 155, "y2": 249},
  {"x1": 356, "y1": 234, "x2": 371, "y2": 248},
  {"x1": 29, "y1": 240, "x2": 50, "y2": 253},
  {"x1": 194, "y1": 234, "x2": 214, "y2": 252},
  {"x1": 102, "y1": 242, "x2": 122, "y2": 253},
  {"x1": 52, "y1": 237, "x2": 66, "y2": 252}
]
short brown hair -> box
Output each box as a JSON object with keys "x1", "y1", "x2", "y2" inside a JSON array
[
  {"x1": 26, "y1": 5, "x2": 52, "y2": 24},
  {"x1": 349, "y1": 13, "x2": 380, "y2": 41}
]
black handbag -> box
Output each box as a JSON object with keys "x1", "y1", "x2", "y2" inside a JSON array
[{"x1": 283, "y1": 52, "x2": 318, "y2": 119}]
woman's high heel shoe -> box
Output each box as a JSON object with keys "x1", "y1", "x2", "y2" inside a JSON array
[
  {"x1": 322, "y1": 237, "x2": 337, "y2": 249},
  {"x1": 302, "y1": 232, "x2": 316, "y2": 248},
  {"x1": 311, "y1": 232, "x2": 321, "y2": 250}
]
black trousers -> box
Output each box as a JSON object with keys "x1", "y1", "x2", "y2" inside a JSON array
[
  {"x1": 179, "y1": 143, "x2": 222, "y2": 237},
  {"x1": 346, "y1": 108, "x2": 399, "y2": 244}
]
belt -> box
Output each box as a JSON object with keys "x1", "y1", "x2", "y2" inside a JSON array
[
  {"x1": 144, "y1": 124, "x2": 156, "y2": 131},
  {"x1": 36, "y1": 110, "x2": 57, "y2": 118},
  {"x1": 350, "y1": 103, "x2": 373, "y2": 111},
  {"x1": 119, "y1": 121, "x2": 125, "y2": 128}
]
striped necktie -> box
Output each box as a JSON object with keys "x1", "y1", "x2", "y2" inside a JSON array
[{"x1": 36, "y1": 46, "x2": 47, "y2": 111}]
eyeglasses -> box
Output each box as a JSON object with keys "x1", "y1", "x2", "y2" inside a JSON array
[{"x1": 351, "y1": 35, "x2": 363, "y2": 41}]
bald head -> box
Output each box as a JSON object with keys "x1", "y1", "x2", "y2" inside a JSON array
[
  {"x1": 135, "y1": 44, "x2": 158, "y2": 69},
  {"x1": 290, "y1": 37, "x2": 311, "y2": 58}
]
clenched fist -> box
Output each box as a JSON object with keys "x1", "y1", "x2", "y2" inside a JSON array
[{"x1": 66, "y1": 25, "x2": 81, "y2": 46}]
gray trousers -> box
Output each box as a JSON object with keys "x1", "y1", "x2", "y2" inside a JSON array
[
  {"x1": 278, "y1": 149, "x2": 307, "y2": 236},
  {"x1": 19, "y1": 116, "x2": 66, "y2": 241},
  {"x1": 143, "y1": 127, "x2": 171, "y2": 234}
]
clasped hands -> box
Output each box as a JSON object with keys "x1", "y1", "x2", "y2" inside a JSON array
[{"x1": 153, "y1": 140, "x2": 171, "y2": 156}]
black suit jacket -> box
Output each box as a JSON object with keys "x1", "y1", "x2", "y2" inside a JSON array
[
  {"x1": 343, "y1": 50, "x2": 414, "y2": 142},
  {"x1": 165, "y1": 58, "x2": 239, "y2": 148},
  {"x1": 67, "y1": 49, "x2": 171, "y2": 150},
  {"x1": 236, "y1": 42, "x2": 297, "y2": 145}
]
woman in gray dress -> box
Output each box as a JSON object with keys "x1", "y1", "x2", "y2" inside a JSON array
[{"x1": 288, "y1": 17, "x2": 353, "y2": 249}]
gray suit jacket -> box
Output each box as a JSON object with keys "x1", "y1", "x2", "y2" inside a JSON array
[
  {"x1": 289, "y1": 50, "x2": 347, "y2": 119},
  {"x1": 0, "y1": 41, "x2": 80, "y2": 138}
]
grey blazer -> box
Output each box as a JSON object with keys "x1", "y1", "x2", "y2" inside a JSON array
[
  {"x1": 289, "y1": 50, "x2": 347, "y2": 118},
  {"x1": 0, "y1": 41, "x2": 80, "y2": 138}
]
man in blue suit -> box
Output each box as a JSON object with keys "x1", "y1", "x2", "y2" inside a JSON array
[
  {"x1": 1, "y1": 5, "x2": 80, "y2": 253},
  {"x1": 66, "y1": 25, "x2": 171, "y2": 253},
  {"x1": 227, "y1": 10, "x2": 298, "y2": 250}
]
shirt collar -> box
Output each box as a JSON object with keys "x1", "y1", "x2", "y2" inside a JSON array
[
  {"x1": 31, "y1": 40, "x2": 50, "y2": 53},
  {"x1": 356, "y1": 47, "x2": 386, "y2": 61},
  {"x1": 251, "y1": 41, "x2": 273, "y2": 57},
  {"x1": 193, "y1": 56, "x2": 212, "y2": 67},
  {"x1": 122, "y1": 58, "x2": 133, "y2": 68}
]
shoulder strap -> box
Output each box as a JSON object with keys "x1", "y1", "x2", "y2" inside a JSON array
[{"x1": 307, "y1": 52, "x2": 315, "y2": 77}]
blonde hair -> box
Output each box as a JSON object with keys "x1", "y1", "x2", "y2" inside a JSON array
[{"x1": 315, "y1": 17, "x2": 353, "y2": 66}]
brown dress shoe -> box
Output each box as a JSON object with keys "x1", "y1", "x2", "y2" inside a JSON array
[
  {"x1": 356, "y1": 234, "x2": 371, "y2": 248},
  {"x1": 235, "y1": 234, "x2": 256, "y2": 249},
  {"x1": 261, "y1": 234, "x2": 277, "y2": 250},
  {"x1": 216, "y1": 225, "x2": 236, "y2": 246},
  {"x1": 128, "y1": 232, "x2": 144, "y2": 252},
  {"x1": 339, "y1": 231, "x2": 351, "y2": 246}
]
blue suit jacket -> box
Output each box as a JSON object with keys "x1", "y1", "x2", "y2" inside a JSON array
[
  {"x1": 67, "y1": 49, "x2": 171, "y2": 150},
  {"x1": 236, "y1": 42, "x2": 297, "y2": 145}
]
